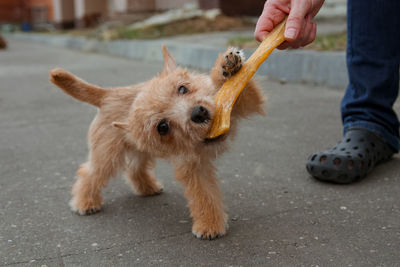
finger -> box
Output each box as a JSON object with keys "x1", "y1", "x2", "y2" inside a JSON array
[
  {"x1": 254, "y1": 17, "x2": 274, "y2": 42},
  {"x1": 283, "y1": 14, "x2": 307, "y2": 49},
  {"x1": 285, "y1": 0, "x2": 311, "y2": 41},
  {"x1": 301, "y1": 20, "x2": 317, "y2": 47},
  {"x1": 308, "y1": 22, "x2": 317, "y2": 45},
  {"x1": 278, "y1": 19, "x2": 306, "y2": 50},
  {"x1": 277, "y1": 41, "x2": 290, "y2": 50},
  {"x1": 309, "y1": 0, "x2": 325, "y2": 18},
  {"x1": 255, "y1": 12, "x2": 287, "y2": 42},
  {"x1": 298, "y1": 17, "x2": 314, "y2": 47},
  {"x1": 255, "y1": 1, "x2": 289, "y2": 42}
]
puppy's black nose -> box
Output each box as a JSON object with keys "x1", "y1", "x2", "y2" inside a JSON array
[{"x1": 191, "y1": 106, "x2": 210, "y2": 124}]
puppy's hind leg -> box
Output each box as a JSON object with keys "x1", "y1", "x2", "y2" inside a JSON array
[
  {"x1": 124, "y1": 151, "x2": 163, "y2": 196},
  {"x1": 70, "y1": 162, "x2": 104, "y2": 215},
  {"x1": 70, "y1": 139, "x2": 124, "y2": 215}
]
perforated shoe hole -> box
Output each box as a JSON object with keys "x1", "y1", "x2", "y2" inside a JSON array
[
  {"x1": 333, "y1": 158, "x2": 341, "y2": 166},
  {"x1": 320, "y1": 155, "x2": 327, "y2": 163},
  {"x1": 371, "y1": 142, "x2": 375, "y2": 148},
  {"x1": 348, "y1": 160, "x2": 354, "y2": 170}
]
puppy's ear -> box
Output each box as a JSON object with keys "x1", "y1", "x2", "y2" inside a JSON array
[
  {"x1": 112, "y1": 121, "x2": 129, "y2": 131},
  {"x1": 161, "y1": 45, "x2": 176, "y2": 75}
]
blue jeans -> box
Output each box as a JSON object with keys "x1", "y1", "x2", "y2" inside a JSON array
[{"x1": 341, "y1": 0, "x2": 400, "y2": 152}]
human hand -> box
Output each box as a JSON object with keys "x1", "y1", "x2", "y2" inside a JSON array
[{"x1": 254, "y1": 0, "x2": 325, "y2": 49}]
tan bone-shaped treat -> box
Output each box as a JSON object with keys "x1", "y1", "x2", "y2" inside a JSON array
[{"x1": 207, "y1": 17, "x2": 287, "y2": 139}]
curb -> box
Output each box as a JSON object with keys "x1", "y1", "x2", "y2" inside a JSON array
[{"x1": 7, "y1": 33, "x2": 348, "y2": 88}]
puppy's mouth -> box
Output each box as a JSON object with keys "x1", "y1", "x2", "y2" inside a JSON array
[{"x1": 204, "y1": 134, "x2": 226, "y2": 144}]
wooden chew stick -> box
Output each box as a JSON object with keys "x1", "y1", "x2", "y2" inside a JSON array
[{"x1": 207, "y1": 17, "x2": 288, "y2": 139}]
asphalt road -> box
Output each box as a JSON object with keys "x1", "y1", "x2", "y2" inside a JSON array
[{"x1": 1, "y1": 40, "x2": 399, "y2": 266}]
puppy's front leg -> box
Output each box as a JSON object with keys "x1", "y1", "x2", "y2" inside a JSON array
[
  {"x1": 210, "y1": 47, "x2": 244, "y2": 89},
  {"x1": 210, "y1": 47, "x2": 264, "y2": 118},
  {"x1": 174, "y1": 159, "x2": 227, "y2": 240}
]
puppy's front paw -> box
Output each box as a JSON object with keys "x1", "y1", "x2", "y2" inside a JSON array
[
  {"x1": 192, "y1": 221, "x2": 227, "y2": 240},
  {"x1": 69, "y1": 196, "x2": 102, "y2": 215},
  {"x1": 222, "y1": 47, "x2": 244, "y2": 78},
  {"x1": 137, "y1": 182, "x2": 164, "y2": 197}
]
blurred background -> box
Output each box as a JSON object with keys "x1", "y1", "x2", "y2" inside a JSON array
[{"x1": 0, "y1": 0, "x2": 346, "y2": 50}]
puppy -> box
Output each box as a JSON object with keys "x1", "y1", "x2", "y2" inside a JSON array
[{"x1": 50, "y1": 46, "x2": 264, "y2": 239}]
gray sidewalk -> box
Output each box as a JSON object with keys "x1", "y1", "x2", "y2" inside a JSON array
[{"x1": 1, "y1": 39, "x2": 399, "y2": 266}]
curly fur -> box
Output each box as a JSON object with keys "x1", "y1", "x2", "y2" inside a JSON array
[{"x1": 50, "y1": 45, "x2": 264, "y2": 239}]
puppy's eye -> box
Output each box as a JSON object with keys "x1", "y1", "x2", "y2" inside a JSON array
[
  {"x1": 157, "y1": 119, "x2": 169, "y2": 136},
  {"x1": 178, "y1": 85, "x2": 188, "y2": 95}
]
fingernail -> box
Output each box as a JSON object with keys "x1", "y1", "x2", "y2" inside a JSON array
[{"x1": 285, "y1": 28, "x2": 297, "y2": 39}]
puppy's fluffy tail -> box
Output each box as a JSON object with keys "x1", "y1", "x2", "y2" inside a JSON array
[{"x1": 50, "y1": 68, "x2": 108, "y2": 107}]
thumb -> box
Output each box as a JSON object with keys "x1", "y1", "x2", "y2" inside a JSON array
[{"x1": 285, "y1": 0, "x2": 310, "y2": 41}]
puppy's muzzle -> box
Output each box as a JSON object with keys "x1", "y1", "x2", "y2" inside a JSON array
[{"x1": 191, "y1": 106, "x2": 210, "y2": 124}]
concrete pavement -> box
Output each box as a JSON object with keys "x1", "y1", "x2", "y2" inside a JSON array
[{"x1": 1, "y1": 39, "x2": 399, "y2": 266}]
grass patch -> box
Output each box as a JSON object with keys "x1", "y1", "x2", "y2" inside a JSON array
[
  {"x1": 308, "y1": 31, "x2": 347, "y2": 51},
  {"x1": 228, "y1": 31, "x2": 347, "y2": 51},
  {"x1": 227, "y1": 36, "x2": 257, "y2": 49},
  {"x1": 115, "y1": 16, "x2": 254, "y2": 40},
  {"x1": 61, "y1": 15, "x2": 255, "y2": 41}
]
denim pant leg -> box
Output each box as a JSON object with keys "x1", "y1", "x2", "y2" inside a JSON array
[{"x1": 341, "y1": 0, "x2": 400, "y2": 152}]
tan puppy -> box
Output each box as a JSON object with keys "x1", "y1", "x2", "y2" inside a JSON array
[{"x1": 50, "y1": 46, "x2": 264, "y2": 239}]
